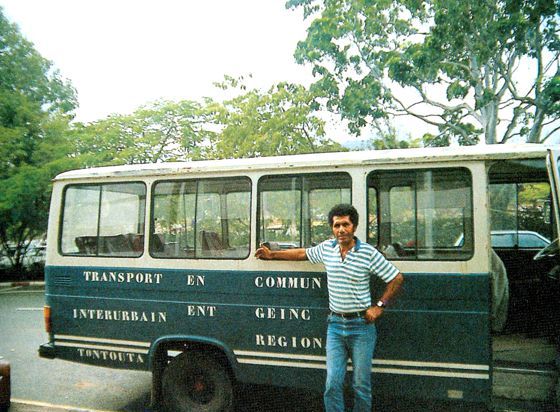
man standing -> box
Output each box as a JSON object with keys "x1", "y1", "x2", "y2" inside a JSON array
[{"x1": 255, "y1": 203, "x2": 403, "y2": 412}]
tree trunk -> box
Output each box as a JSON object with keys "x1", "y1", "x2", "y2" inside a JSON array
[
  {"x1": 528, "y1": 106, "x2": 546, "y2": 143},
  {"x1": 482, "y1": 100, "x2": 499, "y2": 144}
]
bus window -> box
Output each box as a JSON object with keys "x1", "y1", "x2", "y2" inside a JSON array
[
  {"x1": 151, "y1": 177, "x2": 251, "y2": 259},
  {"x1": 489, "y1": 182, "x2": 552, "y2": 246},
  {"x1": 389, "y1": 185, "x2": 415, "y2": 252},
  {"x1": 258, "y1": 173, "x2": 351, "y2": 248},
  {"x1": 368, "y1": 168, "x2": 473, "y2": 260},
  {"x1": 60, "y1": 183, "x2": 146, "y2": 257},
  {"x1": 367, "y1": 187, "x2": 378, "y2": 246}
]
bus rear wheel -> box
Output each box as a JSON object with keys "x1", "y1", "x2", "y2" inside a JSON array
[{"x1": 162, "y1": 352, "x2": 233, "y2": 412}]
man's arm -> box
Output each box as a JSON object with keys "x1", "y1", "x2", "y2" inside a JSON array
[
  {"x1": 364, "y1": 272, "x2": 404, "y2": 323},
  {"x1": 379, "y1": 272, "x2": 404, "y2": 305},
  {"x1": 255, "y1": 245, "x2": 308, "y2": 261}
]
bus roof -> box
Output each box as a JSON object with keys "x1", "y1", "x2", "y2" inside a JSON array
[{"x1": 53, "y1": 143, "x2": 558, "y2": 181}]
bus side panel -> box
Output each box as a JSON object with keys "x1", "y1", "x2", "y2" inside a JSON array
[
  {"x1": 44, "y1": 265, "x2": 329, "y2": 379},
  {"x1": 45, "y1": 265, "x2": 154, "y2": 371},
  {"x1": 372, "y1": 272, "x2": 491, "y2": 404},
  {"x1": 45, "y1": 266, "x2": 490, "y2": 403}
]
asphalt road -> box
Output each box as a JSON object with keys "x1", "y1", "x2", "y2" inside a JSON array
[
  {"x1": 0, "y1": 284, "x2": 152, "y2": 411},
  {"x1": 1, "y1": 284, "x2": 556, "y2": 412}
]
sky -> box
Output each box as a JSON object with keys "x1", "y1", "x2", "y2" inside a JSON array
[
  {"x1": 1, "y1": 0, "x2": 316, "y2": 124},
  {"x1": 6, "y1": 1, "x2": 552, "y2": 145}
]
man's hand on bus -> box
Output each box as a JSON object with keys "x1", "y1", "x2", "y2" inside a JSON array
[
  {"x1": 255, "y1": 244, "x2": 273, "y2": 260},
  {"x1": 364, "y1": 306, "x2": 384, "y2": 323}
]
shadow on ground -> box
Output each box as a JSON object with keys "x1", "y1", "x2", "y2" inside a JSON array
[{"x1": 117, "y1": 384, "x2": 506, "y2": 412}]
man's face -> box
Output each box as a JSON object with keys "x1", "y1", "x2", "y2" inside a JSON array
[{"x1": 331, "y1": 215, "x2": 356, "y2": 246}]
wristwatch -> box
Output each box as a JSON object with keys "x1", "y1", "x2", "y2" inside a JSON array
[{"x1": 376, "y1": 300, "x2": 387, "y2": 308}]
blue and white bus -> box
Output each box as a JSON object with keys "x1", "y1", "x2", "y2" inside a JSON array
[{"x1": 39, "y1": 144, "x2": 560, "y2": 410}]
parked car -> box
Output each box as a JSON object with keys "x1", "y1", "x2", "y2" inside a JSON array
[
  {"x1": 491, "y1": 230, "x2": 550, "y2": 248},
  {"x1": 454, "y1": 230, "x2": 551, "y2": 248},
  {"x1": 0, "y1": 239, "x2": 46, "y2": 271}
]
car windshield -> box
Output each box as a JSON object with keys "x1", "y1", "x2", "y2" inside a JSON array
[
  {"x1": 454, "y1": 231, "x2": 551, "y2": 248},
  {"x1": 490, "y1": 231, "x2": 550, "y2": 248}
]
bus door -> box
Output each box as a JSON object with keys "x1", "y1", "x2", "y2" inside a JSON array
[
  {"x1": 488, "y1": 154, "x2": 560, "y2": 404},
  {"x1": 368, "y1": 167, "x2": 491, "y2": 405},
  {"x1": 545, "y1": 148, "x2": 560, "y2": 335},
  {"x1": 547, "y1": 149, "x2": 560, "y2": 239},
  {"x1": 545, "y1": 149, "x2": 560, "y2": 407}
]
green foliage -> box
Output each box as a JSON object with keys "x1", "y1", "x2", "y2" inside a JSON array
[
  {"x1": 363, "y1": 120, "x2": 421, "y2": 149},
  {"x1": 288, "y1": 0, "x2": 560, "y2": 144},
  {"x1": 73, "y1": 100, "x2": 213, "y2": 166},
  {"x1": 72, "y1": 77, "x2": 348, "y2": 166},
  {"x1": 543, "y1": 74, "x2": 560, "y2": 119},
  {"x1": 446, "y1": 81, "x2": 469, "y2": 101},
  {"x1": 0, "y1": 8, "x2": 77, "y2": 272},
  {"x1": 205, "y1": 76, "x2": 345, "y2": 158},
  {"x1": 371, "y1": 134, "x2": 419, "y2": 150}
]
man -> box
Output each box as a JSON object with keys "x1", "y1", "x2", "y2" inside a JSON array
[{"x1": 255, "y1": 204, "x2": 404, "y2": 412}]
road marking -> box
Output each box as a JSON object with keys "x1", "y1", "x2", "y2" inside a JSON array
[
  {"x1": 11, "y1": 398, "x2": 117, "y2": 412},
  {"x1": 0, "y1": 286, "x2": 22, "y2": 293},
  {"x1": 0, "y1": 290, "x2": 44, "y2": 294}
]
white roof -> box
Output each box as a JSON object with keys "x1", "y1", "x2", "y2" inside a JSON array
[{"x1": 54, "y1": 143, "x2": 557, "y2": 181}]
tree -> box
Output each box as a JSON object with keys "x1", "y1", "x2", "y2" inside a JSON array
[
  {"x1": 73, "y1": 100, "x2": 214, "y2": 166},
  {"x1": 0, "y1": 8, "x2": 77, "y2": 273},
  {"x1": 204, "y1": 76, "x2": 345, "y2": 158},
  {"x1": 287, "y1": 0, "x2": 559, "y2": 145}
]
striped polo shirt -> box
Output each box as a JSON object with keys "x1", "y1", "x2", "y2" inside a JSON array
[{"x1": 306, "y1": 237, "x2": 399, "y2": 313}]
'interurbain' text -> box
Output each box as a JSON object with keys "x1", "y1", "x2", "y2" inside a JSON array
[{"x1": 73, "y1": 308, "x2": 167, "y2": 323}]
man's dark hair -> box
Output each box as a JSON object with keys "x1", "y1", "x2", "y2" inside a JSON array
[{"x1": 328, "y1": 204, "x2": 359, "y2": 227}]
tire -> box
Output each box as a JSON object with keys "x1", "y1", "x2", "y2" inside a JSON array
[{"x1": 162, "y1": 352, "x2": 233, "y2": 412}]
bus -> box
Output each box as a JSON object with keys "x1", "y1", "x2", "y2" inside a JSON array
[{"x1": 39, "y1": 144, "x2": 560, "y2": 411}]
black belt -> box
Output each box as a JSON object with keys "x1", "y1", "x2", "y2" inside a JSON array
[{"x1": 330, "y1": 310, "x2": 366, "y2": 319}]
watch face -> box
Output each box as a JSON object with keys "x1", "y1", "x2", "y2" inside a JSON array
[{"x1": 376, "y1": 300, "x2": 385, "y2": 308}]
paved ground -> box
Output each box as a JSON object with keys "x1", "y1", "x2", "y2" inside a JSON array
[
  {"x1": 5, "y1": 397, "x2": 558, "y2": 412},
  {"x1": 8, "y1": 399, "x2": 114, "y2": 412}
]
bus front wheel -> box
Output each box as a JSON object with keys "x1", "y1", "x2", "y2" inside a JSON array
[{"x1": 162, "y1": 352, "x2": 233, "y2": 412}]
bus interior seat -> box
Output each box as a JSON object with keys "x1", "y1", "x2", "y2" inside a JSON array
[
  {"x1": 200, "y1": 231, "x2": 224, "y2": 256},
  {"x1": 151, "y1": 233, "x2": 165, "y2": 253},
  {"x1": 127, "y1": 233, "x2": 144, "y2": 252},
  {"x1": 99, "y1": 234, "x2": 133, "y2": 254},
  {"x1": 75, "y1": 236, "x2": 98, "y2": 254},
  {"x1": 382, "y1": 242, "x2": 405, "y2": 258}
]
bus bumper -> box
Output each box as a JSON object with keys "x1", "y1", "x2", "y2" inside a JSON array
[{"x1": 38, "y1": 343, "x2": 56, "y2": 359}]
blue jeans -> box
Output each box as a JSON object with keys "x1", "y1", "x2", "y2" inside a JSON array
[{"x1": 324, "y1": 314, "x2": 377, "y2": 412}]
